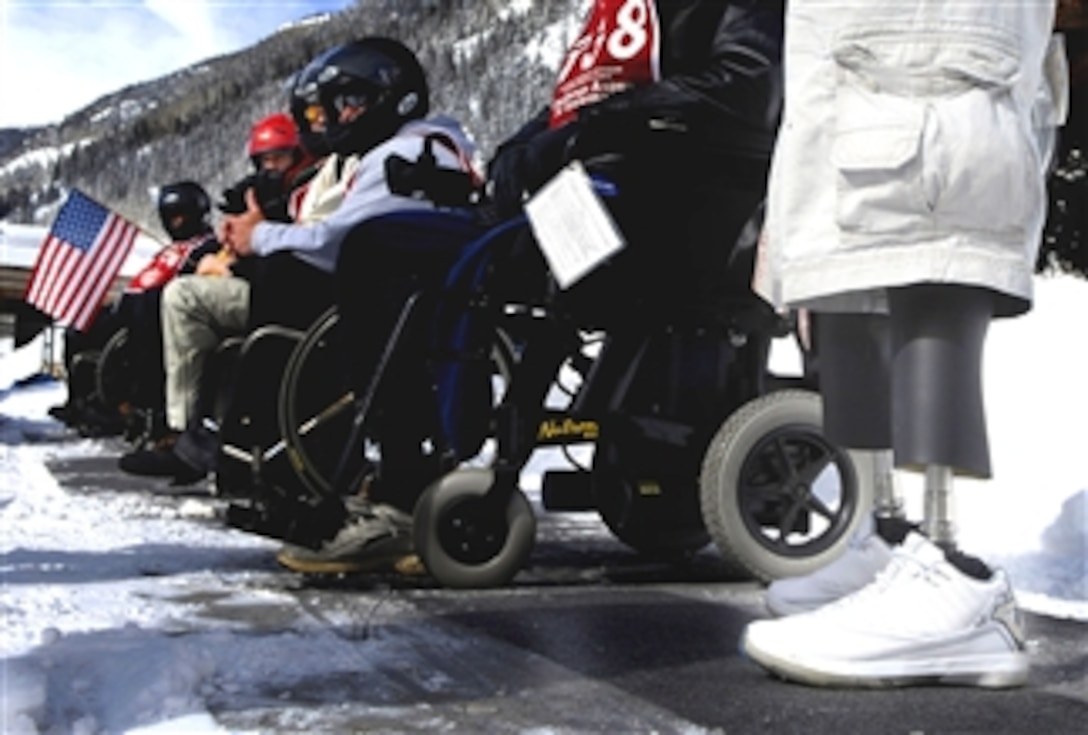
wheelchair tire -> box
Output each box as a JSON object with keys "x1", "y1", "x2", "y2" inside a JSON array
[
  {"x1": 699, "y1": 389, "x2": 872, "y2": 582},
  {"x1": 414, "y1": 468, "x2": 536, "y2": 589},
  {"x1": 68, "y1": 349, "x2": 103, "y2": 408},
  {"x1": 94, "y1": 326, "x2": 131, "y2": 409},
  {"x1": 277, "y1": 308, "x2": 356, "y2": 497}
]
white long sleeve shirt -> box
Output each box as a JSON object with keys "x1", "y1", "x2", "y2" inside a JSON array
[{"x1": 250, "y1": 115, "x2": 479, "y2": 273}]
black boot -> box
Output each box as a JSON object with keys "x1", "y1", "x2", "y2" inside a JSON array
[{"x1": 118, "y1": 432, "x2": 206, "y2": 485}]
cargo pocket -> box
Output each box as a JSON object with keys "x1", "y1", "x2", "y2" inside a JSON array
[
  {"x1": 830, "y1": 101, "x2": 927, "y2": 235},
  {"x1": 830, "y1": 24, "x2": 1037, "y2": 238}
]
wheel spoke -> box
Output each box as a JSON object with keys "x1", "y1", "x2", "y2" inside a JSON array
[
  {"x1": 296, "y1": 391, "x2": 355, "y2": 437},
  {"x1": 771, "y1": 436, "x2": 800, "y2": 485},
  {"x1": 744, "y1": 474, "x2": 790, "y2": 500},
  {"x1": 803, "y1": 492, "x2": 836, "y2": 522},
  {"x1": 795, "y1": 445, "x2": 835, "y2": 486},
  {"x1": 777, "y1": 500, "x2": 805, "y2": 541}
]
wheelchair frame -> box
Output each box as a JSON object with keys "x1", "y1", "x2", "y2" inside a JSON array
[{"x1": 215, "y1": 201, "x2": 872, "y2": 589}]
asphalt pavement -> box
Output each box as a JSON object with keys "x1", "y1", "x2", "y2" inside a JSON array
[{"x1": 47, "y1": 448, "x2": 1088, "y2": 734}]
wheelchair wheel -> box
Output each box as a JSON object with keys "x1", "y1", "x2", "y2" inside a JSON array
[
  {"x1": 699, "y1": 389, "x2": 871, "y2": 582},
  {"x1": 278, "y1": 308, "x2": 520, "y2": 497},
  {"x1": 94, "y1": 326, "x2": 132, "y2": 409},
  {"x1": 277, "y1": 308, "x2": 355, "y2": 497},
  {"x1": 414, "y1": 468, "x2": 536, "y2": 589},
  {"x1": 67, "y1": 349, "x2": 103, "y2": 408}
]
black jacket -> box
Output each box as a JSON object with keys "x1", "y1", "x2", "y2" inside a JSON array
[
  {"x1": 487, "y1": 0, "x2": 785, "y2": 210},
  {"x1": 582, "y1": 0, "x2": 784, "y2": 159}
]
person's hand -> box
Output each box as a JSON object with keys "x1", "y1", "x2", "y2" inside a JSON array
[
  {"x1": 486, "y1": 125, "x2": 580, "y2": 217},
  {"x1": 195, "y1": 250, "x2": 234, "y2": 277},
  {"x1": 220, "y1": 188, "x2": 265, "y2": 257}
]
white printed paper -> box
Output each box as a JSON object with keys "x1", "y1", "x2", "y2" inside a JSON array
[{"x1": 525, "y1": 161, "x2": 626, "y2": 289}]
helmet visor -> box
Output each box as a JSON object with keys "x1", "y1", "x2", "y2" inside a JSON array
[{"x1": 318, "y1": 65, "x2": 386, "y2": 120}]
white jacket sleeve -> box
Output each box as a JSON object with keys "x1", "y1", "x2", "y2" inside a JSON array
[{"x1": 248, "y1": 119, "x2": 475, "y2": 273}]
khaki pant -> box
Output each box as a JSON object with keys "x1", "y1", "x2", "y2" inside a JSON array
[{"x1": 161, "y1": 275, "x2": 249, "y2": 431}]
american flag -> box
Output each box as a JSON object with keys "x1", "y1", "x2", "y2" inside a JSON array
[{"x1": 24, "y1": 190, "x2": 140, "y2": 331}]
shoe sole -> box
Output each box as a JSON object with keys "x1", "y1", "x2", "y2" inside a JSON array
[
  {"x1": 119, "y1": 464, "x2": 181, "y2": 478},
  {"x1": 741, "y1": 632, "x2": 1029, "y2": 689},
  {"x1": 393, "y1": 554, "x2": 428, "y2": 576},
  {"x1": 275, "y1": 538, "x2": 415, "y2": 575}
]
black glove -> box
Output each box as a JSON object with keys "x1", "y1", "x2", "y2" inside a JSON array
[{"x1": 486, "y1": 123, "x2": 580, "y2": 218}]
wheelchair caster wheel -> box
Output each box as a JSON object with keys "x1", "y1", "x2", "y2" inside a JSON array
[
  {"x1": 414, "y1": 468, "x2": 536, "y2": 589},
  {"x1": 699, "y1": 389, "x2": 872, "y2": 581}
]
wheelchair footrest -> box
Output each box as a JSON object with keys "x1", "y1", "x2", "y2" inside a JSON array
[{"x1": 541, "y1": 470, "x2": 595, "y2": 511}]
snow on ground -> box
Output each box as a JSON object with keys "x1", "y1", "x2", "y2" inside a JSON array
[{"x1": 0, "y1": 273, "x2": 1085, "y2": 733}]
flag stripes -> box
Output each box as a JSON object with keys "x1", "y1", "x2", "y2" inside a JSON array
[{"x1": 24, "y1": 190, "x2": 140, "y2": 331}]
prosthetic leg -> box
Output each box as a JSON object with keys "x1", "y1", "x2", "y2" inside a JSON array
[
  {"x1": 818, "y1": 285, "x2": 996, "y2": 550},
  {"x1": 745, "y1": 284, "x2": 1027, "y2": 689},
  {"x1": 814, "y1": 314, "x2": 904, "y2": 523},
  {"x1": 888, "y1": 284, "x2": 995, "y2": 549}
]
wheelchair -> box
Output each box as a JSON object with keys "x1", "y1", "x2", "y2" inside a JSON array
[
  {"x1": 213, "y1": 216, "x2": 524, "y2": 547},
  {"x1": 56, "y1": 292, "x2": 170, "y2": 444},
  {"x1": 215, "y1": 169, "x2": 873, "y2": 589}
]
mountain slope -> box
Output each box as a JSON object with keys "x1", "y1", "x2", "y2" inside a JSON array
[{"x1": 0, "y1": 0, "x2": 585, "y2": 238}]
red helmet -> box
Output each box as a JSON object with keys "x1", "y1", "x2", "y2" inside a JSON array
[
  {"x1": 246, "y1": 111, "x2": 317, "y2": 187},
  {"x1": 247, "y1": 112, "x2": 301, "y2": 159}
]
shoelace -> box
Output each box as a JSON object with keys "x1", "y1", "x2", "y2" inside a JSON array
[{"x1": 818, "y1": 547, "x2": 945, "y2": 615}]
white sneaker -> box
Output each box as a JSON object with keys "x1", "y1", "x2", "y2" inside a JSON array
[
  {"x1": 765, "y1": 516, "x2": 894, "y2": 616},
  {"x1": 742, "y1": 532, "x2": 1029, "y2": 688}
]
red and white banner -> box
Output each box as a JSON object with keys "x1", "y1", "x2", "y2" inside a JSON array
[
  {"x1": 549, "y1": 0, "x2": 661, "y2": 128},
  {"x1": 124, "y1": 233, "x2": 212, "y2": 294}
]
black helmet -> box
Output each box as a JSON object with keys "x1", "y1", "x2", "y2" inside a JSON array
[
  {"x1": 157, "y1": 180, "x2": 211, "y2": 241},
  {"x1": 315, "y1": 37, "x2": 429, "y2": 157},
  {"x1": 289, "y1": 47, "x2": 337, "y2": 159}
]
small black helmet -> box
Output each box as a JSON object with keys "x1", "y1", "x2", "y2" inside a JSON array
[
  {"x1": 157, "y1": 180, "x2": 211, "y2": 241},
  {"x1": 315, "y1": 36, "x2": 429, "y2": 157}
]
